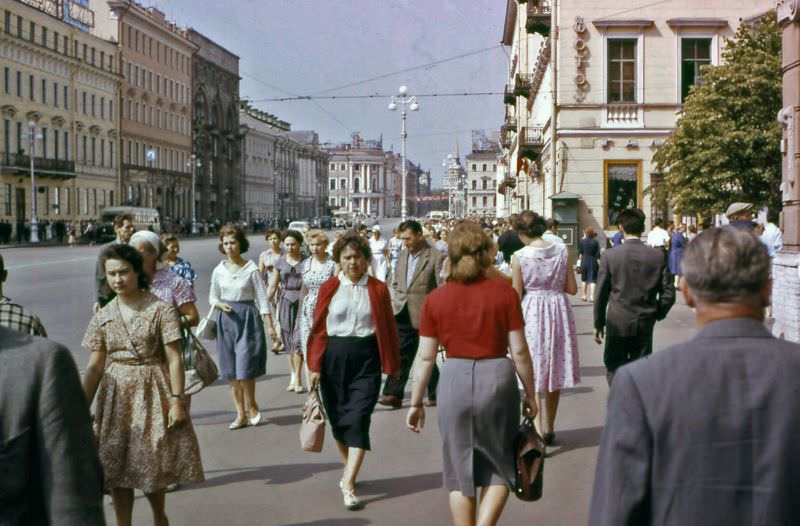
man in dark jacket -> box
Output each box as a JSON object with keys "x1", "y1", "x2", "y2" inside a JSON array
[
  {"x1": 589, "y1": 226, "x2": 800, "y2": 525},
  {"x1": 593, "y1": 208, "x2": 675, "y2": 384},
  {"x1": 0, "y1": 327, "x2": 105, "y2": 525}
]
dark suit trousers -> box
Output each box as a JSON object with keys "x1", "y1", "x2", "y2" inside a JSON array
[
  {"x1": 383, "y1": 305, "x2": 439, "y2": 400},
  {"x1": 603, "y1": 322, "x2": 655, "y2": 375}
]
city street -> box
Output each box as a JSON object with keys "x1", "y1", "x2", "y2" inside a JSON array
[{"x1": 1, "y1": 229, "x2": 698, "y2": 526}]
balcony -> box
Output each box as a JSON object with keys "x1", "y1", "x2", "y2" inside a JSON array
[
  {"x1": 500, "y1": 127, "x2": 513, "y2": 149},
  {"x1": 603, "y1": 103, "x2": 643, "y2": 128},
  {"x1": 0, "y1": 152, "x2": 76, "y2": 178},
  {"x1": 505, "y1": 115, "x2": 518, "y2": 129},
  {"x1": 504, "y1": 84, "x2": 516, "y2": 105},
  {"x1": 526, "y1": 1, "x2": 552, "y2": 36},
  {"x1": 498, "y1": 177, "x2": 517, "y2": 194},
  {"x1": 514, "y1": 74, "x2": 533, "y2": 97},
  {"x1": 518, "y1": 127, "x2": 545, "y2": 160},
  {"x1": 122, "y1": 163, "x2": 190, "y2": 179}
]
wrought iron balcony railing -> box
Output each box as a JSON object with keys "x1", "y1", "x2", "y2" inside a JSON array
[{"x1": 526, "y1": 1, "x2": 552, "y2": 36}]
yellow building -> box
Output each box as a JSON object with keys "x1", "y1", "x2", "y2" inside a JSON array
[
  {"x1": 499, "y1": 0, "x2": 774, "y2": 239},
  {"x1": 0, "y1": 0, "x2": 120, "y2": 240}
]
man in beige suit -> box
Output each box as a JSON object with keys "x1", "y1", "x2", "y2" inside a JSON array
[{"x1": 379, "y1": 219, "x2": 445, "y2": 408}]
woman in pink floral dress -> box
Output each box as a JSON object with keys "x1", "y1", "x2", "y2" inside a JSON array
[{"x1": 511, "y1": 211, "x2": 579, "y2": 445}]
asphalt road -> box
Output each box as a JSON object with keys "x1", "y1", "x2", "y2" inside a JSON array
[{"x1": 1, "y1": 223, "x2": 699, "y2": 526}]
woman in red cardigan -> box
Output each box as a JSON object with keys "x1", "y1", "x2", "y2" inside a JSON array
[{"x1": 307, "y1": 231, "x2": 400, "y2": 511}]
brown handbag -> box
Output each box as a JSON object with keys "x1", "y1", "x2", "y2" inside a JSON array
[
  {"x1": 183, "y1": 330, "x2": 220, "y2": 396},
  {"x1": 514, "y1": 416, "x2": 545, "y2": 501},
  {"x1": 300, "y1": 389, "x2": 326, "y2": 452}
]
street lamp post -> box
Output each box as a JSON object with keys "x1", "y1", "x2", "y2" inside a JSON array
[
  {"x1": 187, "y1": 154, "x2": 202, "y2": 234},
  {"x1": 388, "y1": 86, "x2": 419, "y2": 220},
  {"x1": 27, "y1": 120, "x2": 43, "y2": 243}
]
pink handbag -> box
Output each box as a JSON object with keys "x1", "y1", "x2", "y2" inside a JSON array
[{"x1": 300, "y1": 389, "x2": 326, "y2": 452}]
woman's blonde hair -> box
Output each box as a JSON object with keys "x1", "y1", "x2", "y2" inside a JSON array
[
  {"x1": 447, "y1": 222, "x2": 492, "y2": 283},
  {"x1": 306, "y1": 229, "x2": 329, "y2": 246}
]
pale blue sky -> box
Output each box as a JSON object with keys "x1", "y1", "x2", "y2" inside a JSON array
[{"x1": 156, "y1": 0, "x2": 508, "y2": 187}]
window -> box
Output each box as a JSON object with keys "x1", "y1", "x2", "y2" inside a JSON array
[
  {"x1": 15, "y1": 70, "x2": 20, "y2": 97},
  {"x1": 40, "y1": 78, "x2": 45, "y2": 103},
  {"x1": 90, "y1": 47, "x2": 95, "y2": 66},
  {"x1": 340, "y1": 163, "x2": 346, "y2": 171},
  {"x1": 483, "y1": 196, "x2": 488, "y2": 207},
  {"x1": 91, "y1": 94, "x2": 95, "y2": 116},
  {"x1": 28, "y1": 74, "x2": 34, "y2": 100},
  {"x1": 29, "y1": 21, "x2": 34, "y2": 42},
  {"x1": 82, "y1": 135, "x2": 87, "y2": 163},
  {"x1": 64, "y1": 132, "x2": 69, "y2": 160},
  {"x1": 482, "y1": 180, "x2": 487, "y2": 190},
  {"x1": 3, "y1": 12, "x2": 10, "y2": 33},
  {"x1": 110, "y1": 141, "x2": 115, "y2": 168},
  {"x1": 16, "y1": 15, "x2": 22, "y2": 38},
  {"x1": 63, "y1": 85, "x2": 69, "y2": 110},
  {"x1": 471, "y1": 180, "x2": 477, "y2": 190},
  {"x1": 82, "y1": 91, "x2": 87, "y2": 115},
  {"x1": 340, "y1": 178, "x2": 346, "y2": 189},
  {"x1": 680, "y1": 38, "x2": 711, "y2": 102},
  {"x1": 3, "y1": 119, "x2": 9, "y2": 156},
  {"x1": 100, "y1": 96, "x2": 105, "y2": 119},
  {"x1": 82, "y1": 43, "x2": 87, "y2": 62},
  {"x1": 41, "y1": 128, "x2": 47, "y2": 158},
  {"x1": 91, "y1": 137, "x2": 96, "y2": 165},
  {"x1": 482, "y1": 164, "x2": 487, "y2": 171},
  {"x1": 330, "y1": 162, "x2": 336, "y2": 171},
  {"x1": 41, "y1": 26, "x2": 46, "y2": 47},
  {"x1": 604, "y1": 161, "x2": 641, "y2": 227},
  {"x1": 472, "y1": 163, "x2": 476, "y2": 171},
  {"x1": 472, "y1": 196, "x2": 477, "y2": 207},
  {"x1": 3, "y1": 67, "x2": 8, "y2": 94},
  {"x1": 63, "y1": 35, "x2": 68, "y2": 55},
  {"x1": 353, "y1": 164, "x2": 361, "y2": 173},
  {"x1": 100, "y1": 51, "x2": 104, "y2": 69},
  {"x1": 53, "y1": 82, "x2": 58, "y2": 107},
  {"x1": 109, "y1": 100, "x2": 114, "y2": 121},
  {"x1": 3, "y1": 184, "x2": 10, "y2": 216},
  {"x1": 607, "y1": 39, "x2": 637, "y2": 103},
  {"x1": 54, "y1": 129, "x2": 59, "y2": 159}
]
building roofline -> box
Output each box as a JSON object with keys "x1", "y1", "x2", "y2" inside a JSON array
[{"x1": 501, "y1": 0, "x2": 517, "y2": 46}]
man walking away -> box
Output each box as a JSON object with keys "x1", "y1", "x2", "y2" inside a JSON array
[
  {"x1": 0, "y1": 255, "x2": 47, "y2": 337},
  {"x1": 542, "y1": 218, "x2": 565, "y2": 245},
  {"x1": 645, "y1": 218, "x2": 670, "y2": 251},
  {"x1": 497, "y1": 213, "x2": 524, "y2": 263},
  {"x1": 0, "y1": 326, "x2": 105, "y2": 525},
  {"x1": 380, "y1": 220, "x2": 444, "y2": 408},
  {"x1": 593, "y1": 208, "x2": 674, "y2": 384},
  {"x1": 589, "y1": 226, "x2": 800, "y2": 526}
]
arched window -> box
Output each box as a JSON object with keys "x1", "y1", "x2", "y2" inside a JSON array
[{"x1": 353, "y1": 177, "x2": 360, "y2": 193}]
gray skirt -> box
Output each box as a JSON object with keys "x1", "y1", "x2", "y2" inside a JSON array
[
  {"x1": 216, "y1": 300, "x2": 267, "y2": 381},
  {"x1": 437, "y1": 357, "x2": 520, "y2": 497}
]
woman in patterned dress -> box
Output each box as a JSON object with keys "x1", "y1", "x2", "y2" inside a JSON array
[
  {"x1": 300, "y1": 230, "x2": 337, "y2": 385},
  {"x1": 259, "y1": 229, "x2": 284, "y2": 353},
  {"x1": 161, "y1": 233, "x2": 198, "y2": 284},
  {"x1": 82, "y1": 244, "x2": 204, "y2": 526},
  {"x1": 269, "y1": 230, "x2": 307, "y2": 392},
  {"x1": 511, "y1": 211, "x2": 579, "y2": 446}
]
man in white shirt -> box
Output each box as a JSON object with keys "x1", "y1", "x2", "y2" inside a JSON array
[
  {"x1": 760, "y1": 211, "x2": 783, "y2": 258},
  {"x1": 542, "y1": 218, "x2": 565, "y2": 245},
  {"x1": 646, "y1": 218, "x2": 670, "y2": 251}
]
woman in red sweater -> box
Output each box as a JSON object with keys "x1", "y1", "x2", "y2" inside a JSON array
[
  {"x1": 307, "y1": 231, "x2": 400, "y2": 511},
  {"x1": 406, "y1": 222, "x2": 536, "y2": 526}
]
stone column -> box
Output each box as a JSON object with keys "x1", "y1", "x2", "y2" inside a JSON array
[{"x1": 775, "y1": 0, "x2": 800, "y2": 341}]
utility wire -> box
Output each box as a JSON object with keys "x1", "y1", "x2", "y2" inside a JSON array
[{"x1": 245, "y1": 91, "x2": 504, "y2": 102}]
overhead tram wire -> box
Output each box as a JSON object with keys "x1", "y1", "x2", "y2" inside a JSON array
[{"x1": 245, "y1": 91, "x2": 504, "y2": 103}]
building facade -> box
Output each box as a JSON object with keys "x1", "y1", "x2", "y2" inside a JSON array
[
  {"x1": 95, "y1": 2, "x2": 195, "y2": 221},
  {"x1": 1, "y1": 0, "x2": 120, "y2": 239},
  {"x1": 184, "y1": 28, "x2": 240, "y2": 222},
  {"x1": 289, "y1": 130, "x2": 329, "y2": 219},
  {"x1": 324, "y1": 133, "x2": 388, "y2": 217},
  {"x1": 499, "y1": 0, "x2": 774, "y2": 236},
  {"x1": 465, "y1": 150, "x2": 499, "y2": 217},
  {"x1": 239, "y1": 103, "x2": 287, "y2": 222}
]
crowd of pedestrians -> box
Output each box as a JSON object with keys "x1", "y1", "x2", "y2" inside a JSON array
[{"x1": 4, "y1": 202, "x2": 800, "y2": 526}]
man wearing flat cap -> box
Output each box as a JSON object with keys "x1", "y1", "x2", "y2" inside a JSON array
[{"x1": 726, "y1": 202, "x2": 756, "y2": 230}]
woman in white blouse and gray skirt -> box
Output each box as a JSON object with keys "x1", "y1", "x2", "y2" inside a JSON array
[
  {"x1": 307, "y1": 232, "x2": 400, "y2": 510},
  {"x1": 210, "y1": 224, "x2": 271, "y2": 430}
]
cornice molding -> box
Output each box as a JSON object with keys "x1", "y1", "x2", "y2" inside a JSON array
[
  {"x1": 778, "y1": 0, "x2": 800, "y2": 25},
  {"x1": 592, "y1": 19, "x2": 655, "y2": 30}
]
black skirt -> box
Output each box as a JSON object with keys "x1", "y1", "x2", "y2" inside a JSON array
[{"x1": 320, "y1": 335, "x2": 381, "y2": 450}]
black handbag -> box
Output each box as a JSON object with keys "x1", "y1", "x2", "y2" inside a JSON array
[{"x1": 514, "y1": 416, "x2": 545, "y2": 501}]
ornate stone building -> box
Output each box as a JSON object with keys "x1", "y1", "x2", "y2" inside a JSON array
[
  {"x1": 184, "y1": 28, "x2": 240, "y2": 222},
  {"x1": 1, "y1": 0, "x2": 120, "y2": 239},
  {"x1": 95, "y1": 2, "x2": 195, "y2": 219}
]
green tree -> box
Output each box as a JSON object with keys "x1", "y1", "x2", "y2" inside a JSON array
[{"x1": 653, "y1": 12, "x2": 782, "y2": 215}]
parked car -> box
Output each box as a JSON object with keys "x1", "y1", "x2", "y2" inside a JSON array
[
  {"x1": 287, "y1": 220, "x2": 310, "y2": 232},
  {"x1": 318, "y1": 216, "x2": 333, "y2": 230}
]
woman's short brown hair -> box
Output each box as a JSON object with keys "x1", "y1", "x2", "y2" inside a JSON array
[
  {"x1": 264, "y1": 228, "x2": 283, "y2": 241},
  {"x1": 584, "y1": 227, "x2": 596, "y2": 238},
  {"x1": 448, "y1": 222, "x2": 492, "y2": 283},
  {"x1": 332, "y1": 231, "x2": 371, "y2": 264},
  {"x1": 218, "y1": 223, "x2": 249, "y2": 254},
  {"x1": 514, "y1": 210, "x2": 547, "y2": 238},
  {"x1": 100, "y1": 244, "x2": 150, "y2": 294},
  {"x1": 160, "y1": 233, "x2": 179, "y2": 244}
]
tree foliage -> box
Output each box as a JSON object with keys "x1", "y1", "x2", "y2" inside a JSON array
[{"x1": 653, "y1": 12, "x2": 782, "y2": 215}]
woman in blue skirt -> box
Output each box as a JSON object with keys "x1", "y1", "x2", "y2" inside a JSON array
[{"x1": 210, "y1": 224, "x2": 270, "y2": 430}]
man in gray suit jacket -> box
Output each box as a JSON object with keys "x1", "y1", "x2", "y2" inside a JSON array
[
  {"x1": 0, "y1": 326, "x2": 105, "y2": 525},
  {"x1": 379, "y1": 219, "x2": 445, "y2": 408},
  {"x1": 589, "y1": 226, "x2": 800, "y2": 525},
  {"x1": 594, "y1": 208, "x2": 675, "y2": 383}
]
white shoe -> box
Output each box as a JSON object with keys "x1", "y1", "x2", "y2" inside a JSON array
[
  {"x1": 341, "y1": 486, "x2": 360, "y2": 510},
  {"x1": 228, "y1": 418, "x2": 247, "y2": 430},
  {"x1": 248, "y1": 411, "x2": 262, "y2": 426}
]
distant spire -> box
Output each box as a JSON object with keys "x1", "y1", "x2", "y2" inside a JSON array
[{"x1": 454, "y1": 136, "x2": 460, "y2": 160}]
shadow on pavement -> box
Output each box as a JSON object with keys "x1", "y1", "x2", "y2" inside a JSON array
[
  {"x1": 282, "y1": 519, "x2": 372, "y2": 526},
  {"x1": 268, "y1": 413, "x2": 303, "y2": 426},
  {"x1": 358, "y1": 471, "x2": 442, "y2": 505},
  {"x1": 198, "y1": 462, "x2": 342, "y2": 488},
  {"x1": 579, "y1": 365, "x2": 607, "y2": 377},
  {"x1": 546, "y1": 425, "x2": 604, "y2": 459},
  {"x1": 561, "y1": 386, "x2": 594, "y2": 397}
]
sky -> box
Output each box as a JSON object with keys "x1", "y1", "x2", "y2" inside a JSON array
[{"x1": 154, "y1": 0, "x2": 509, "y2": 187}]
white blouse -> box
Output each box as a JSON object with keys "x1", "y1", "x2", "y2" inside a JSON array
[
  {"x1": 326, "y1": 273, "x2": 375, "y2": 337},
  {"x1": 209, "y1": 260, "x2": 270, "y2": 315}
]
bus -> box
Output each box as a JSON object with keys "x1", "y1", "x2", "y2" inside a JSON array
[
  {"x1": 98, "y1": 206, "x2": 161, "y2": 241},
  {"x1": 427, "y1": 210, "x2": 448, "y2": 221}
]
